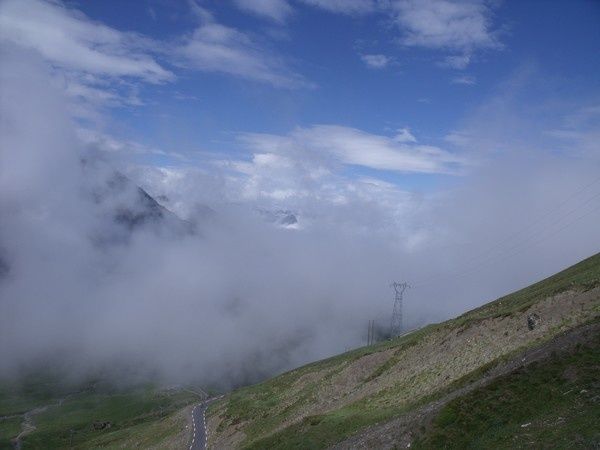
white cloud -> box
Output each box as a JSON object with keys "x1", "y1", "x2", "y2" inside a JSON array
[
  {"x1": 162, "y1": 123, "x2": 464, "y2": 222},
  {"x1": 0, "y1": 0, "x2": 175, "y2": 119},
  {"x1": 64, "y1": 82, "x2": 123, "y2": 107},
  {"x1": 203, "y1": 148, "x2": 420, "y2": 234},
  {"x1": 390, "y1": 0, "x2": 500, "y2": 68},
  {"x1": 394, "y1": 127, "x2": 417, "y2": 143},
  {"x1": 233, "y1": 0, "x2": 293, "y2": 23},
  {"x1": 240, "y1": 125, "x2": 466, "y2": 174},
  {"x1": 0, "y1": 0, "x2": 173, "y2": 83},
  {"x1": 175, "y1": 17, "x2": 311, "y2": 88},
  {"x1": 305, "y1": 1, "x2": 502, "y2": 70},
  {"x1": 298, "y1": 0, "x2": 376, "y2": 15},
  {"x1": 4, "y1": 48, "x2": 600, "y2": 387},
  {"x1": 0, "y1": 0, "x2": 313, "y2": 118},
  {"x1": 391, "y1": 0, "x2": 498, "y2": 50},
  {"x1": 361, "y1": 53, "x2": 391, "y2": 69},
  {"x1": 77, "y1": 129, "x2": 188, "y2": 162},
  {"x1": 452, "y1": 74, "x2": 476, "y2": 85}
]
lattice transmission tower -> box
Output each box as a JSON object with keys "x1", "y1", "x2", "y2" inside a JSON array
[{"x1": 389, "y1": 282, "x2": 409, "y2": 337}]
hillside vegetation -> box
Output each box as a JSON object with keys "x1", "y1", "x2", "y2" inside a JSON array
[
  {"x1": 0, "y1": 376, "x2": 198, "y2": 449},
  {"x1": 207, "y1": 252, "x2": 600, "y2": 449},
  {"x1": 414, "y1": 326, "x2": 599, "y2": 449}
]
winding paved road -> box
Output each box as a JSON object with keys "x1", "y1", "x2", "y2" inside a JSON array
[{"x1": 190, "y1": 396, "x2": 223, "y2": 450}]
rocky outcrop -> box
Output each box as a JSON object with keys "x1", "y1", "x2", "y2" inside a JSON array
[
  {"x1": 92, "y1": 421, "x2": 112, "y2": 430},
  {"x1": 527, "y1": 313, "x2": 541, "y2": 330}
]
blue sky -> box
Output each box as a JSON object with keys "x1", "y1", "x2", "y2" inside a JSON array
[
  {"x1": 70, "y1": 0, "x2": 599, "y2": 150},
  {"x1": 1, "y1": 0, "x2": 599, "y2": 202}
]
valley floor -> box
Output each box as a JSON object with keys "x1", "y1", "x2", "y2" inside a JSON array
[{"x1": 0, "y1": 381, "x2": 197, "y2": 449}]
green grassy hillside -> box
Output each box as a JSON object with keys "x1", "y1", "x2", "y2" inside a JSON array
[
  {"x1": 207, "y1": 252, "x2": 600, "y2": 449},
  {"x1": 414, "y1": 328, "x2": 600, "y2": 449},
  {"x1": 0, "y1": 376, "x2": 198, "y2": 449}
]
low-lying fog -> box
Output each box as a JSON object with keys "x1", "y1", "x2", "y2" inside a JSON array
[{"x1": 1, "y1": 45, "x2": 599, "y2": 388}]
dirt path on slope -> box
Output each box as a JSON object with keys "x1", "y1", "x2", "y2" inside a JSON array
[
  {"x1": 8, "y1": 395, "x2": 76, "y2": 449},
  {"x1": 10, "y1": 405, "x2": 49, "y2": 450}
]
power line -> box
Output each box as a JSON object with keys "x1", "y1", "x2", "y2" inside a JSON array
[
  {"x1": 414, "y1": 193, "x2": 600, "y2": 288},
  {"x1": 412, "y1": 175, "x2": 600, "y2": 288}
]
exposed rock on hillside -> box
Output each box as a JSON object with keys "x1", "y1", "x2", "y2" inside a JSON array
[{"x1": 527, "y1": 312, "x2": 541, "y2": 330}]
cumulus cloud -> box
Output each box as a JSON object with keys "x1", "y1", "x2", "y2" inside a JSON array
[
  {"x1": 391, "y1": 0, "x2": 498, "y2": 50},
  {"x1": 390, "y1": 0, "x2": 501, "y2": 68},
  {"x1": 0, "y1": 0, "x2": 314, "y2": 121},
  {"x1": 175, "y1": 5, "x2": 311, "y2": 88},
  {"x1": 0, "y1": 47, "x2": 406, "y2": 386},
  {"x1": 239, "y1": 125, "x2": 466, "y2": 174},
  {"x1": 296, "y1": 1, "x2": 502, "y2": 70},
  {"x1": 133, "y1": 99, "x2": 600, "y2": 327},
  {"x1": 0, "y1": 0, "x2": 174, "y2": 119},
  {"x1": 0, "y1": 0, "x2": 172, "y2": 83}
]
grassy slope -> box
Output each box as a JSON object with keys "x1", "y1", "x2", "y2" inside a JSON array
[
  {"x1": 0, "y1": 377, "x2": 197, "y2": 449},
  {"x1": 209, "y1": 252, "x2": 600, "y2": 449},
  {"x1": 414, "y1": 331, "x2": 600, "y2": 449},
  {"x1": 0, "y1": 419, "x2": 21, "y2": 449}
]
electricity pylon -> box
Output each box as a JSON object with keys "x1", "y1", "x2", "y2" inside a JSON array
[{"x1": 389, "y1": 282, "x2": 409, "y2": 337}]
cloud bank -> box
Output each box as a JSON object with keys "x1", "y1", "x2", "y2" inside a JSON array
[
  {"x1": 1, "y1": 5, "x2": 599, "y2": 390},
  {"x1": 0, "y1": 46, "x2": 405, "y2": 387}
]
